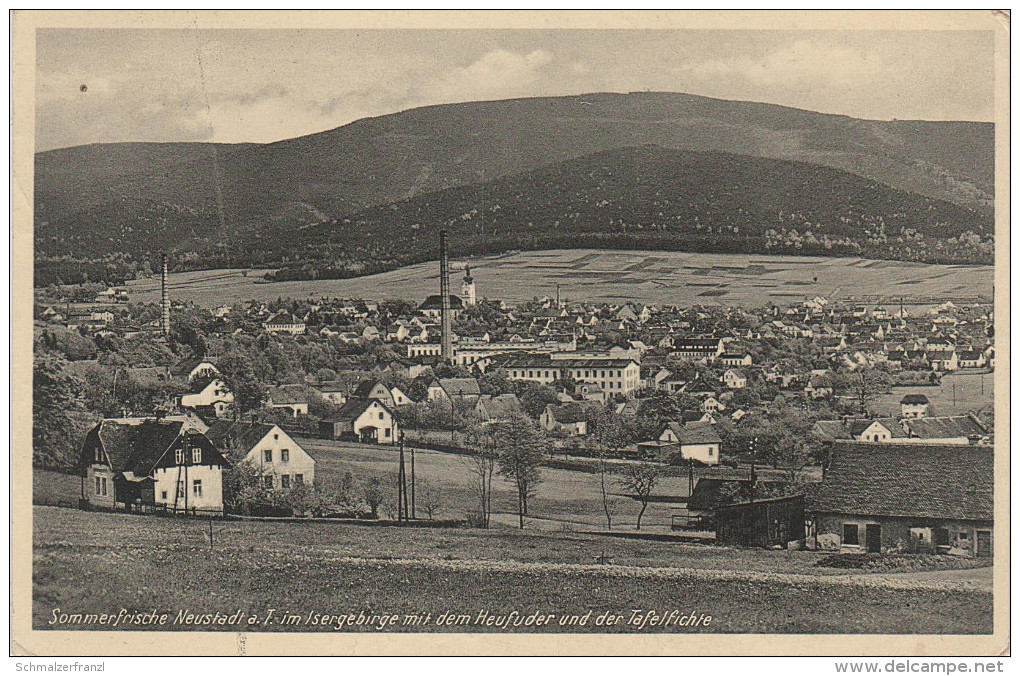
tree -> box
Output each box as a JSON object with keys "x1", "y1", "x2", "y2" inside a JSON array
[
  {"x1": 616, "y1": 461, "x2": 663, "y2": 530},
  {"x1": 361, "y1": 476, "x2": 386, "y2": 519},
  {"x1": 223, "y1": 459, "x2": 272, "y2": 516},
  {"x1": 587, "y1": 409, "x2": 630, "y2": 530},
  {"x1": 32, "y1": 353, "x2": 95, "y2": 469},
  {"x1": 462, "y1": 420, "x2": 498, "y2": 528},
  {"x1": 418, "y1": 478, "x2": 443, "y2": 520},
  {"x1": 517, "y1": 382, "x2": 560, "y2": 418},
  {"x1": 495, "y1": 410, "x2": 545, "y2": 529}
]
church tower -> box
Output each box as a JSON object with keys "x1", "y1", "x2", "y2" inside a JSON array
[{"x1": 462, "y1": 266, "x2": 476, "y2": 306}]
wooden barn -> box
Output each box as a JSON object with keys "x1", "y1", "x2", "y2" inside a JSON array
[{"x1": 715, "y1": 495, "x2": 806, "y2": 549}]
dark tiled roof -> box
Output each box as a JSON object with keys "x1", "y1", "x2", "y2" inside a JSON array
[
  {"x1": 81, "y1": 419, "x2": 223, "y2": 476},
  {"x1": 903, "y1": 415, "x2": 988, "y2": 440},
  {"x1": 678, "y1": 422, "x2": 722, "y2": 445},
  {"x1": 329, "y1": 397, "x2": 389, "y2": 423},
  {"x1": 205, "y1": 421, "x2": 275, "y2": 454},
  {"x1": 900, "y1": 394, "x2": 930, "y2": 404},
  {"x1": 436, "y1": 377, "x2": 481, "y2": 396},
  {"x1": 811, "y1": 442, "x2": 993, "y2": 521}
]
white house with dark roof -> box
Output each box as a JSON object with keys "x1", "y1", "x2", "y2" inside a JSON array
[
  {"x1": 179, "y1": 376, "x2": 234, "y2": 419},
  {"x1": 205, "y1": 421, "x2": 315, "y2": 490},
  {"x1": 78, "y1": 419, "x2": 230, "y2": 513},
  {"x1": 899, "y1": 394, "x2": 930, "y2": 418},
  {"x1": 319, "y1": 398, "x2": 398, "y2": 445}
]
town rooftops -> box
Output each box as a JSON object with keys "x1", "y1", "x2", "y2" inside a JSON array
[
  {"x1": 811, "y1": 442, "x2": 992, "y2": 521},
  {"x1": 434, "y1": 377, "x2": 482, "y2": 396}
]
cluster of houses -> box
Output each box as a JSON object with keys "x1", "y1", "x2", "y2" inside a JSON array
[
  {"x1": 78, "y1": 413, "x2": 315, "y2": 516},
  {"x1": 57, "y1": 281, "x2": 993, "y2": 556}
]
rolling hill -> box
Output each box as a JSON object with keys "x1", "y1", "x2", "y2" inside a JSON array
[
  {"x1": 252, "y1": 145, "x2": 992, "y2": 281},
  {"x1": 34, "y1": 92, "x2": 993, "y2": 270}
]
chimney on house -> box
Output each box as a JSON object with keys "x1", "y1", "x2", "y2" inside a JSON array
[
  {"x1": 160, "y1": 253, "x2": 170, "y2": 337},
  {"x1": 439, "y1": 230, "x2": 453, "y2": 363}
]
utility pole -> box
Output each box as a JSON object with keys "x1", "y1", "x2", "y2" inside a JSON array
[
  {"x1": 748, "y1": 436, "x2": 758, "y2": 504},
  {"x1": 398, "y1": 433, "x2": 408, "y2": 522},
  {"x1": 409, "y1": 435, "x2": 416, "y2": 520}
]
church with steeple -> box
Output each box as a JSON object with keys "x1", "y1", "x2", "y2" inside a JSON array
[{"x1": 462, "y1": 266, "x2": 476, "y2": 306}]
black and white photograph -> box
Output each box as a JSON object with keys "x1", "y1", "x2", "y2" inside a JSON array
[{"x1": 11, "y1": 9, "x2": 1009, "y2": 657}]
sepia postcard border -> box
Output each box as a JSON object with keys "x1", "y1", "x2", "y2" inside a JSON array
[{"x1": 9, "y1": 9, "x2": 1011, "y2": 657}]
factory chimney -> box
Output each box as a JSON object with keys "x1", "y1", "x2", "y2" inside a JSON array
[
  {"x1": 160, "y1": 253, "x2": 170, "y2": 337},
  {"x1": 439, "y1": 230, "x2": 453, "y2": 363}
]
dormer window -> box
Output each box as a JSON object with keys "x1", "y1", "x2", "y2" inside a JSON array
[
  {"x1": 175, "y1": 448, "x2": 185, "y2": 465},
  {"x1": 191, "y1": 448, "x2": 202, "y2": 464}
]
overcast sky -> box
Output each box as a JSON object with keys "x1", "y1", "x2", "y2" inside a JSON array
[{"x1": 35, "y1": 28, "x2": 994, "y2": 151}]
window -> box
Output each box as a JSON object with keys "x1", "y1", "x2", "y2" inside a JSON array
[
  {"x1": 274, "y1": 433, "x2": 279, "y2": 440},
  {"x1": 175, "y1": 448, "x2": 185, "y2": 465},
  {"x1": 264, "y1": 476, "x2": 274, "y2": 489},
  {"x1": 843, "y1": 524, "x2": 860, "y2": 546},
  {"x1": 281, "y1": 449, "x2": 290, "y2": 462},
  {"x1": 384, "y1": 428, "x2": 391, "y2": 438},
  {"x1": 379, "y1": 412, "x2": 384, "y2": 420},
  {"x1": 101, "y1": 478, "x2": 108, "y2": 496},
  {"x1": 193, "y1": 480, "x2": 202, "y2": 498},
  {"x1": 177, "y1": 481, "x2": 186, "y2": 499},
  {"x1": 264, "y1": 449, "x2": 273, "y2": 463},
  {"x1": 94, "y1": 447, "x2": 102, "y2": 462},
  {"x1": 95, "y1": 477, "x2": 102, "y2": 495},
  {"x1": 161, "y1": 490, "x2": 168, "y2": 500},
  {"x1": 281, "y1": 475, "x2": 290, "y2": 489},
  {"x1": 191, "y1": 448, "x2": 202, "y2": 464},
  {"x1": 294, "y1": 474, "x2": 304, "y2": 485},
  {"x1": 708, "y1": 447, "x2": 714, "y2": 456}
]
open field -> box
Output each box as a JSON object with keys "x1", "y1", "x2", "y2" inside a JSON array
[
  {"x1": 120, "y1": 250, "x2": 993, "y2": 309},
  {"x1": 33, "y1": 507, "x2": 992, "y2": 633},
  {"x1": 258, "y1": 437, "x2": 691, "y2": 531},
  {"x1": 872, "y1": 371, "x2": 995, "y2": 418}
]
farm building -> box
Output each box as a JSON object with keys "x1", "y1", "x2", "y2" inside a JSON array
[
  {"x1": 900, "y1": 415, "x2": 990, "y2": 445},
  {"x1": 677, "y1": 478, "x2": 780, "y2": 529},
  {"x1": 810, "y1": 442, "x2": 992, "y2": 557},
  {"x1": 205, "y1": 421, "x2": 315, "y2": 490},
  {"x1": 319, "y1": 397, "x2": 399, "y2": 445},
  {"x1": 539, "y1": 402, "x2": 588, "y2": 436},
  {"x1": 899, "y1": 394, "x2": 930, "y2": 418},
  {"x1": 474, "y1": 393, "x2": 523, "y2": 425},
  {"x1": 427, "y1": 377, "x2": 482, "y2": 405},
  {"x1": 637, "y1": 422, "x2": 721, "y2": 465},
  {"x1": 266, "y1": 386, "x2": 309, "y2": 417},
  {"x1": 715, "y1": 495, "x2": 806, "y2": 549},
  {"x1": 78, "y1": 418, "x2": 230, "y2": 514}
]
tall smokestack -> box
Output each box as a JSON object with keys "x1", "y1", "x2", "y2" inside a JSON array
[
  {"x1": 439, "y1": 230, "x2": 453, "y2": 363},
  {"x1": 160, "y1": 253, "x2": 170, "y2": 337}
]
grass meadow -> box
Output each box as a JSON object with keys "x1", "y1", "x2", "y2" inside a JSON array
[
  {"x1": 33, "y1": 507, "x2": 992, "y2": 634},
  {"x1": 119, "y1": 250, "x2": 993, "y2": 309}
]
